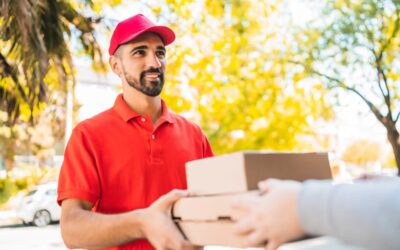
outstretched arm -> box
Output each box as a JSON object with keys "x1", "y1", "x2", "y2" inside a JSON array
[
  {"x1": 231, "y1": 178, "x2": 400, "y2": 250},
  {"x1": 61, "y1": 189, "x2": 196, "y2": 250}
]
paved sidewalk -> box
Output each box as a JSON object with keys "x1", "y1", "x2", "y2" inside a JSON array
[
  {"x1": 0, "y1": 210, "x2": 20, "y2": 226},
  {"x1": 0, "y1": 210, "x2": 363, "y2": 250},
  {"x1": 0, "y1": 224, "x2": 66, "y2": 250}
]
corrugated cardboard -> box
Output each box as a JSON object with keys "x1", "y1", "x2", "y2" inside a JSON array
[
  {"x1": 172, "y1": 191, "x2": 259, "y2": 221},
  {"x1": 173, "y1": 191, "x2": 261, "y2": 248},
  {"x1": 175, "y1": 151, "x2": 331, "y2": 247},
  {"x1": 186, "y1": 151, "x2": 332, "y2": 195},
  {"x1": 176, "y1": 220, "x2": 256, "y2": 248}
]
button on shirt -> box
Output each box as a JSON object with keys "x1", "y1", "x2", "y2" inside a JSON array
[{"x1": 57, "y1": 94, "x2": 214, "y2": 250}]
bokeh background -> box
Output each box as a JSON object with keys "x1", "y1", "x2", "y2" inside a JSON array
[{"x1": 0, "y1": 0, "x2": 399, "y2": 231}]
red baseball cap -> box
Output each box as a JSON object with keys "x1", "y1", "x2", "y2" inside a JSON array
[{"x1": 109, "y1": 14, "x2": 175, "y2": 55}]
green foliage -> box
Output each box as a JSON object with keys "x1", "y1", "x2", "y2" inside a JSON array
[
  {"x1": 297, "y1": 0, "x2": 400, "y2": 111},
  {"x1": 297, "y1": 0, "x2": 400, "y2": 171},
  {"x1": 0, "y1": 177, "x2": 21, "y2": 204},
  {"x1": 0, "y1": 0, "x2": 107, "y2": 170},
  {"x1": 0, "y1": 164, "x2": 59, "y2": 205},
  {"x1": 0, "y1": 0, "x2": 105, "y2": 125}
]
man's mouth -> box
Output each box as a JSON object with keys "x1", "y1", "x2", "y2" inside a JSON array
[{"x1": 144, "y1": 72, "x2": 160, "y2": 79}]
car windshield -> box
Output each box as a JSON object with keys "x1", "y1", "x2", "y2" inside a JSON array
[
  {"x1": 45, "y1": 189, "x2": 57, "y2": 196},
  {"x1": 25, "y1": 190, "x2": 37, "y2": 197}
]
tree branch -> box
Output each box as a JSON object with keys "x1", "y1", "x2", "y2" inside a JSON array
[
  {"x1": 373, "y1": 49, "x2": 392, "y2": 118},
  {"x1": 309, "y1": 69, "x2": 387, "y2": 126},
  {"x1": 395, "y1": 112, "x2": 400, "y2": 123},
  {"x1": 370, "y1": 8, "x2": 400, "y2": 121}
]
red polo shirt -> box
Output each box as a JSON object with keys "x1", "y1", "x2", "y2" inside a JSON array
[{"x1": 58, "y1": 94, "x2": 213, "y2": 250}]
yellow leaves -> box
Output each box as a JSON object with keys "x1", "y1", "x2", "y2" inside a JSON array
[
  {"x1": 0, "y1": 125, "x2": 12, "y2": 138},
  {"x1": 204, "y1": 0, "x2": 225, "y2": 17},
  {"x1": 92, "y1": 0, "x2": 123, "y2": 14},
  {"x1": 387, "y1": 71, "x2": 399, "y2": 82},
  {"x1": 101, "y1": 0, "x2": 333, "y2": 154},
  {"x1": 222, "y1": 85, "x2": 242, "y2": 104},
  {"x1": 342, "y1": 139, "x2": 383, "y2": 166},
  {"x1": 69, "y1": 0, "x2": 123, "y2": 14},
  {"x1": 152, "y1": 6, "x2": 162, "y2": 16},
  {"x1": 250, "y1": 117, "x2": 268, "y2": 131}
]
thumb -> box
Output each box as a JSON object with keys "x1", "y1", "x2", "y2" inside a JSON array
[{"x1": 153, "y1": 189, "x2": 189, "y2": 210}]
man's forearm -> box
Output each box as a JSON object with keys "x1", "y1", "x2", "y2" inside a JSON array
[{"x1": 61, "y1": 205, "x2": 145, "y2": 249}]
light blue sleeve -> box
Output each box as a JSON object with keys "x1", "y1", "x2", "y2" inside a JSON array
[{"x1": 298, "y1": 178, "x2": 400, "y2": 250}]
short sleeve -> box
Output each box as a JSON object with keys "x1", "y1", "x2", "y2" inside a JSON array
[
  {"x1": 57, "y1": 125, "x2": 101, "y2": 206},
  {"x1": 201, "y1": 133, "x2": 214, "y2": 158}
]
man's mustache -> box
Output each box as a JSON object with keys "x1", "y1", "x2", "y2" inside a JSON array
[{"x1": 141, "y1": 68, "x2": 163, "y2": 77}]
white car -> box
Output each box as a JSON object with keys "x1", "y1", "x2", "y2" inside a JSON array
[{"x1": 16, "y1": 182, "x2": 61, "y2": 227}]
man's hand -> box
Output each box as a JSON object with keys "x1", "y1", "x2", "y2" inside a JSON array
[
  {"x1": 231, "y1": 179, "x2": 306, "y2": 250},
  {"x1": 140, "y1": 189, "x2": 199, "y2": 250}
]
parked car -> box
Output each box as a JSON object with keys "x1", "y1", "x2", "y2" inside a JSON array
[{"x1": 16, "y1": 182, "x2": 60, "y2": 227}]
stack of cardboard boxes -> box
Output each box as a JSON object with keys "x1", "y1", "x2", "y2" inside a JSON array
[{"x1": 172, "y1": 151, "x2": 332, "y2": 248}]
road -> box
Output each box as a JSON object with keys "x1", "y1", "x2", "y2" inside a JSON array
[
  {"x1": 0, "y1": 223, "x2": 66, "y2": 250},
  {"x1": 0, "y1": 223, "x2": 363, "y2": 250},
  {"x1": 0, "y1": 211, "x2": 362, "y2": 250}
]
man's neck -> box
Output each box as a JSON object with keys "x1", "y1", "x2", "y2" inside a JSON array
[{"x1": 122, "y1": 90, "x2": 162, "y2": 125}]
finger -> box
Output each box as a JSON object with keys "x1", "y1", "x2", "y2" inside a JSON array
[
  {"x1": 247, "y1": 230, "x2": 267, "y2": 247},
  {"x1": 265, "y1": 240, "x2": 279, "y2": 250},
  {"x1": 231, "y1": 197, "x2": 250, "y2": 210},
  {"x1": 258, "y1": 178, "x2": 279, "y2": 193},
  {"x1": 231, "y1": 195, "x2": 260, "y2": 211},
  {"x1": 187, "y1": 190, "x2": 199, "y2": 197},
  {"x1": 171, "y1": 238, "x2": 194, "y2": 250},
  {"x1": 233, "y1": 218, "x2": 254, "y2": 235},
  {"x1": 155, "y1": 189, "x2": 189, "y2": 209},
  {"x1": 181, "y1": 240, "x2": 199, "y2": 250},
  {"x1": 230, "y1": 201, "x2": 251, "y2": 221}
]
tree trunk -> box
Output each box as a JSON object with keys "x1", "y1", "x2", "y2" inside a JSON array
[
  {"x1": 5, "y1": 158, "x2": 14, "y2": 178},
  {"x1": 386, "y1": 124, "x2": 400, "y2": 176}
]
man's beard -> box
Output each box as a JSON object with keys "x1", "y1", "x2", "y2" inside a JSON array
[{"x1": 123, "y1": 67, "x2": 164, "y2": 97}]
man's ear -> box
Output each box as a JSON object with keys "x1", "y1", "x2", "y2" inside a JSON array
[{"x1": 109, "y1": 55, "x2": 122, "y2": 76}]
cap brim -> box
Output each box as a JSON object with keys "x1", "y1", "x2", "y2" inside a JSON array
[{"x1": 120, "y1": 25, "x2": 175, "y2": 47}]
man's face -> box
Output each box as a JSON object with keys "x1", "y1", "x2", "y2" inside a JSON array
[{"x1": 115, "y1": 33, "x2": 166, "y2": 97}]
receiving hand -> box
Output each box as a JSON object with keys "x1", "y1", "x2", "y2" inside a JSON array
[{"x1": 231, "y1": 179, "x2": 305, "y2": 250}]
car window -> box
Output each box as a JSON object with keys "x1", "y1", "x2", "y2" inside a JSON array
[
  {"x1": 25, "y1": 190, "x2": 37, "y2": 197},
  {"x1": 45, "y1": 189, "x2": 57, "y2": 196}
]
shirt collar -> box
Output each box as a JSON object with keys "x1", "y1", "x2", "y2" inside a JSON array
[
  {"x1": 113, "y1": 94, "x2": 175, "y2": 124},
  {"x1": 159, "y1": 99, "x2": 175, "y2": 124}
]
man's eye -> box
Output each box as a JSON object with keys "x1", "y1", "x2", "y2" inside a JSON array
[
  {"x1": 134, "y1": 50, "x2": 146, "y2": 56},
  {"x1": 156, "y1": 51, "x2": 166, "y2": 58}
]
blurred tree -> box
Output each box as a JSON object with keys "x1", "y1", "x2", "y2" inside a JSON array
[
  {"x1": 148, "y1": 0, "x2": 332, "y2": 154},
  {"x1": 295, "y1": 0, "x2": 400, "y2": 174},
  {"x1": 0, "y1": 0, "x2": 105, "y2": 125},
  {"x1": 342, "y1": 139, "x2": 382, "y2": 167},
  {"x1": 384, "y1": 149, "x2": 397, "y2": 169},
  {"x1": 0, "y1": 0, "x2": 115, "y2": 171}
]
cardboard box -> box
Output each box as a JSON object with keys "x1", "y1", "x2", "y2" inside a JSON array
[
  {"x1": 173, "y1": 191, "x2": 260, "y2": 247},
  {"x1": 172, "y1": 191, "x2": 259, "y2": 221},
  {"x1": 176, "y1": 220, "x2": 252, "y2": 248},
  {"x1": 176, "y1": 151, "x2": 331, "y2": 247},
  {"x1": 186, "y1": 151, "x2": 331, "y2": 195}
]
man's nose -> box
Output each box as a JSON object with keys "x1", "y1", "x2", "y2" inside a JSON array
[{"x1": 147, "y1": 52, "x2": 162, "y2": 68}]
